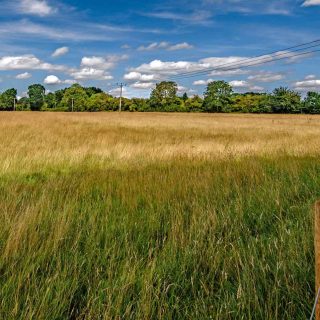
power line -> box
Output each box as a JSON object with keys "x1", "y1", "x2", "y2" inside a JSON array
[
  {"x1": 169, "y1": 48, "x2": 320, "y2": 81},
  {"x1": 143, "y1": 39, "x2": 320, "y2": 83},
  {"x1": 168, "y1": 39, "x2": 320, "y2": 80}
]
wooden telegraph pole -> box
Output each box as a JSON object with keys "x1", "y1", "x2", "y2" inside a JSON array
[
  {"x1": 116, "y1": 83, "x2": 126, "y2": 112},
  {"x1": 315, "y1": 201, "x2": 320, "y2": 320}
]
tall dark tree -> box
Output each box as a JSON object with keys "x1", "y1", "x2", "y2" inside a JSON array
[
  {"x1": 203, "y1": 81, "x2": 233, "y2": 112},
  {"x1": 28, "y1": 84, "x2": 45, "y2": 111},
  {"x1": 182, "y1": 92, "x2": 188, "y2": 101}
]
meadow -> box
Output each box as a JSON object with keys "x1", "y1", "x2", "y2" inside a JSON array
[{"x1": 1, "y1": 112, "x2": 320, "y2": 319}]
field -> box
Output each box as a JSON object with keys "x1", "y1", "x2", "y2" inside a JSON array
[{"x1": 1, "y1": 112, "x2": 320, "y2": 319}]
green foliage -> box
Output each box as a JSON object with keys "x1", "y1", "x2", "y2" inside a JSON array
[
  {"x1": 182, "y1": 92, "x2": 188, "y2": 101},
  {"x1": 185, "y1": 95, "x2": 204, "y2": 112},
  {"x1": 304, "y1": 91, "x2": 320, "y2": 114},
  {"x1": 129, "y1": 98, "x2": 150, "y2": 112},
  {"x1": 270, "y1": 87, "x2": 302, "y2": 114},
  {"x1": 86, "y1": 93, "x2": 116, "y2": 111},
  {"x1": 45, "y1": 92, "x2": 57, "y2": 109},
  {"x1": 16, "y1": 97, "x2": 30, "y2": 111},
  {"x1": 0, "y1": 81, "x2": 316, "y2": 114},
  {"x1": 84, "y1": 86, "x2": 103, "y2": 97},
  {"x1": 150, "y1": 81, "x2": 178, "y2": 110},
  {"x1": 0, "y1": 88, "x2": 17, "y2": 111},
  {"x1": 203, "y1": 81, "x2": 233, "y2": 112},
  {"x1": 28, "y1": 84, "x2": 45, "y2": 111},
  {"x1": 232, "y1": 93, "x2": 271, "y2": 113},
  {"x1": 60, "y1": 84, "x2": 89, "y2": 111}
]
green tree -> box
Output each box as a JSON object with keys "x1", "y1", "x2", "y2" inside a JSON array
[
  {"x1": 270, "y1": 87, "x2": 301, "y2": 114},
  {"x1": 17, "y1": 97, "x2": 30, "y2": 111},
  {"x1": 45, "y1": 92, "x2": 57, "y2": 109},
  {"x1": 28, "y1": 84, "x2": 45, "y2": 111},
  {"x1": 203, "y1": 81, "x2": 233, "y2": 112},
  {"x1": 232, "y1": 93, "x2": 271, "y2": 113},
  {"x1": 182, "y1": 92, "x2": 188, "y2": 101},
  {"x1": 150, "y1": 81, "x2": 178, "y2": 110},
  {"x1": 185, "y1": 95, "x2": 204, "y2": 112},
  {"x1": 86, "y1": 93, "x2": 115, "y2": 111},
  {"x1": 304, "y1": 91, "x2": 320, "y2": 114},
  {"x1": 84, "y1": 87, "x2": 103, "y2": 97},
  {"x1": 129, "y1": 98, "x2": 150, "y2": 112},
  {"x1": 55, "y1": 89, "x2": 66, "y2": 107},
  {"x1": 0, "y1": 88, "x2": 17, "y2": 111},
  {"x1": 60, "y1": 84, "x2": 89, "y2": 111}
]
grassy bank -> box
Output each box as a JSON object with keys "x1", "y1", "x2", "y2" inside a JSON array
[{"x1": 0, "y1": 113, "x2": 319, "y2": 319}]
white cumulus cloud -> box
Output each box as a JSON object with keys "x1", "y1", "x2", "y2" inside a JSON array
[
  {"x1": 131, "y1": 82, "x2": 155, "y2": 89},
  {"x1": 81, "y1": 55, "x2": 128, "y2": 70},
  {"x1": 0, "y1": 55, "x2": 66, "y2": 71},
  {"x1": 44, "y1": 75, "x2": 76, "y2": 85},
  {"x1": 70, "y1": 68, "x2": 113, "y2": 81},
  {"x1": 193, "y1": 79, "x2": 213, "y2": 86},
  {"x1": 124, "y1": 72, "x2": 155, "y2": 81},
  {"x1": 229, "y1": 80, "x2": 263, "y2": 91},
  {"x1": 44, "y1": 75, "x2": 61, "y2": 84}
]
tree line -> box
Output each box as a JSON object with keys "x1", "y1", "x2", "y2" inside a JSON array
[{"x1": 1, "y1": 81, "x2": 320, "y2": 113}]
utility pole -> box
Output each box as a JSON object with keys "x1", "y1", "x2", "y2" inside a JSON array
[
  {"x1": 13, "y1": 98, "x2": 16, "y2": 111},
  {"x1": 116, "y1": 83, "x2": 126, "y2": 112},
  {"x1": 71, "y1": 98, "x2": 74, "y2": 112}
]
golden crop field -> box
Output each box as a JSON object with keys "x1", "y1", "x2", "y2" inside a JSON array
[
  {"x1": 1, "y1": 112, "x2": 320, "y2": 172},
  {"x1": 1, "y1": 112, "x2": 320, "y2": 319}
]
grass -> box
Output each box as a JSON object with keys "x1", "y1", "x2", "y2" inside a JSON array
[{"x1": 0, "y1": 112, "x2": 320, "y2": 319}]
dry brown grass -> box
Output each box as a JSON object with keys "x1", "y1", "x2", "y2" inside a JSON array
[{"x1": 1, "y1": 112, "x2": 320, "y2": 173}]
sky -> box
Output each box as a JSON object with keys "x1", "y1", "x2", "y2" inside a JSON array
[{"x1": 0, "y1": 0, "x2": 320, "y2": 98}]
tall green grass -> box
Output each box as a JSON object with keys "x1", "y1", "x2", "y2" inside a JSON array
[{"x1": 0, "y1": 156, "x2": 318, "y2": 319}]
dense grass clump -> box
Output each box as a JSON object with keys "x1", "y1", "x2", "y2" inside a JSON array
[
  {"x1": 0, "y1": 157, "x2": 318, "y2": 319},
  {"x1": 0, "y1": 113, "x2": 320, "y2": 319}
]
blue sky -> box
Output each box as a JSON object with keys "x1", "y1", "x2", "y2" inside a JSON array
[{"x1": 0, "y1": 0, "x2": 320, "y2": 98}]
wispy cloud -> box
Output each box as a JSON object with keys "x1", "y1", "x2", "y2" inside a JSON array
[
  {"x1": 140, "y1": 10, "x2": 214, "y2": 26},
  {"x1": 16, "y1": 72, "x2": 32, "y2": 79},
  {"x1": 0, "y1": 18, "x2": 168, "y2": 45},
  {"x1": 138, "y1": 42, "x2": 193, "y2": 51},
  {"x1": 17, "y1": 0, "x2": 57, "y2": 17},
  {"x1": 201, "y1": 0, "x2": 293, "y2": 15},
  {"x1": 52, "y1": 47, "x2": 69, "y2": 57},
  {"x1": 302, "y1": 0, "x2": 320, "y2": 7}
]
